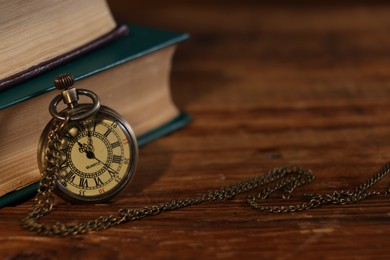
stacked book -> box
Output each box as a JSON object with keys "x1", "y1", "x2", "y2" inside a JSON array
[{"x1": 0, "y1": 0, "x2": 189, "y2": 207}]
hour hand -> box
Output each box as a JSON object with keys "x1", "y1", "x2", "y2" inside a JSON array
[{"x1": 77, "y1": 141, "x2": 86, "y2": 152}]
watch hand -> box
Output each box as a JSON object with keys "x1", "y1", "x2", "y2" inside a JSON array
[
  {"x1": 77, "y1": 141, "x2": 88, "y2": 153},
  {"x1": 86, "y1": 151, "x2": 118, "y2": 174},
  {"x1": 78, "y1": 141, "x2": 96, "y2": 157}
]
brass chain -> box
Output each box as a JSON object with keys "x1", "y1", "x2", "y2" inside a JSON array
[{"x1": 21, "y1": 120, "x2": 390, "y2": 236}]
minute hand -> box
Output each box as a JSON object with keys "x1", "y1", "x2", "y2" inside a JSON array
[{"x1": 87, "y1": 151, "x2": 118, "y2": 174}]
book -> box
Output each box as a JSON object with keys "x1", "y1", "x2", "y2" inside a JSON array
[
  {"x1": 0, "y1": 0, "x2": 121, "y2": 91},
  {"x1": 0, "y1": 24, "x2": 190, "y2": 208}
]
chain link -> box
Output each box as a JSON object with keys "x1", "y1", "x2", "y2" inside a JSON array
[{"x1": 21, "y1": 121, "x2": 390, "y2": 236}]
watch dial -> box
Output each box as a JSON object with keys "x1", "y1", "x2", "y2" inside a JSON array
[{"x1": 50, "y1": 106, "x2": 137, "y2": 202}]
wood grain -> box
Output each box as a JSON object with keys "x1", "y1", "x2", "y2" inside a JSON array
[{"x1": 1, "y1": 1, "x2": 390, "y2": 259}]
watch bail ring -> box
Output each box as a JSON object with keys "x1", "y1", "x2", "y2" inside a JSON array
[{"x1": 49, "y1": 89, "x2": 101, "y2": 121}]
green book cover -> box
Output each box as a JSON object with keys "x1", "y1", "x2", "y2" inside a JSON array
[{"x1": 0, "y1": 24, "x2": 190, "y2": 207}]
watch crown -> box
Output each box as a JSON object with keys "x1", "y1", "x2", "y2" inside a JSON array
[
  {"x1": 54, "y1": 73, "x2": 75, "y2": 90},
  {"x1": 54, "y1": 73, "x2": 79, "y2": 109}
]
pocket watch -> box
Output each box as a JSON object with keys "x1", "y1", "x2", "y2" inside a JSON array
[{"x1": 37, "y1": 74, "x2": 138, "y2": 203}]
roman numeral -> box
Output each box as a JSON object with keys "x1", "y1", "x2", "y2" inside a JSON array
[
  {"x1": 64, "y1": 171, "x2": 75, "y2": 183},
  {"x1": 93, "y1": 120, "x2": 98, "y2": 132},
  {"x1": 76, "y1": 123, "x2": 86, "y2": 133},
  {"x1": 112, "y1": 155, "x2": 122, "y2": 164},
  {"x1": 93, "y1": 177, "x2": 104, "y2": 187},
  {"x1": 60, "y1": 160, "x2": 68, "y2": 168},
  {"x1": 79, "y1": 178, "x2": 89, "y2": 188},
  {"x1": 103, "y1": 128, "x2": 111, "y2": 137},
  {"x1": 107, "y1": 168, "x2": 117, "y2": 177},
  {"x1": 111, "y1": 141, "x2": 120, "y2": 149}
]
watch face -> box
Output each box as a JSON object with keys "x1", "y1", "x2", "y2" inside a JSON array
[{"x1": 38, "y1": 105, "x2": 138, "y2": 203}]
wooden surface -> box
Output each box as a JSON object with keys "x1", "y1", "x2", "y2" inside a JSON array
[{"x1": 1, "y1": 1, "x2": 390, "y2": 259}]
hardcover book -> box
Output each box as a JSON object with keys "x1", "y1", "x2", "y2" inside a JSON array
[
  {"x1": 0, "y1": 0, "x2": 121, "y2": 91},
  {"x1": 0, "y1": 24, "x2": 190, "y2": 207}
]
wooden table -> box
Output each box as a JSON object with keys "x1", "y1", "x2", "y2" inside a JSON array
[{"x1": 1, "y1": 1, "x2": 390, "y2": 258}]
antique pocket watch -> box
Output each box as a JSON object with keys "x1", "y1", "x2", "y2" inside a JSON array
[{"x1": 37, "y1": 74, "x2": 138, "y2": 203}]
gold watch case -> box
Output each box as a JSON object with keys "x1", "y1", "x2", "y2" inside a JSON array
[{"x1": 38, "y1": 105, "x2": 138, "y2": 203}]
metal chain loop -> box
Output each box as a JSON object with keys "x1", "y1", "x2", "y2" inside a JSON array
[{"x1": 21, "y1": 123, "x2": 390, "y2": 236}]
